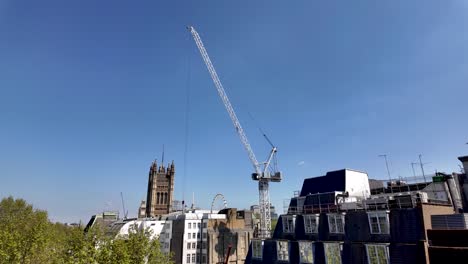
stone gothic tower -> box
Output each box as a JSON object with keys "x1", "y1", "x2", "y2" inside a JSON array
[{"x1": 145, "y1": 160, "x2": 175, "y2": 217}]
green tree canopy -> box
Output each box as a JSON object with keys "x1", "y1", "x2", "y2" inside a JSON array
[{"x1": 0, "y1": 196, "x2": 173, "y2": 264}]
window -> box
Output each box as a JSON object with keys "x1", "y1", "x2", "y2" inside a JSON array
[
  {"x1": 192, "y1": 242, "x2": 196, "y2": 249},
  {"x1": 299, "y1": 241, "x2": 314, "y2": 263},
  {"x1": 196, "y1": 253, "x2": 200, "y2": 262},
  {"x1": 252, "y1": 240, "x2": 263, "y2": 259},
  {"x1": 202, "y1": 254, "x2": 207, "y2": 263},
  {"x1": 188, "y1": 233, "x2": 191, "y2": 239},
  {"x1": 277, "y1": 240, "x2": 289, "y2": 261},
  {"x1": 203, "y1": 233, "x2": 207, "y2": 239},
  {"x1": 197, "y1": 242, "x2": 201, "y2": 249},
  {"x1": 198, "y1": 223, "x2": 201, "y2": 228},
  {"x1": 324, "y1": 243, "x2": 342, "y2": 264},
  {"x1": 327, "y1": 214, "x2": 345, "y2": 234},
  {"x1": 203, "y1": 222, "x2": 207, "y2": 228},
  {"x1": 187, "y1": 243, "x2": 191, "y2": 250},
  {"x1": 366, "y1": 244, "x2": 389, "y2": 264},
  {"x1": 188, "y1": 223, "x2": 191, "y2": 229},
  {"x1": 202, "y1": 241, "x2": 206, "y2": 249},
  {"x1": 197, "y1": 232, "x2": 200, "y2": 239},
  {"x1": 193, "y1": 233, "x2": 196, "y2": 239},
  {"x1": 187, "y1": 254, "x2": 191, "y2": 263},
  {"x1": 192, "y1": 254, "x2": 196, "y2": 263},
  {"x1": 304, "y1": 215, "x2": 319, "y2": 233},
  {"x1": 282, "y1": 215, "x2": 296, "y2": 233},
  {"x1": 368, "y1": 212, "x2": 389, "y2": 234}
]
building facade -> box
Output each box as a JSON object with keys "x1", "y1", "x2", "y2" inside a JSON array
[
  {"x1": 157, "y1": 208, "x2": 254, "y2": 264},
  {"x1": 145, "y1": 160, "x2": 175, "y2": 217},
  {"x1": 245, "y1": 168, "x2": 457, "y2": 264}
]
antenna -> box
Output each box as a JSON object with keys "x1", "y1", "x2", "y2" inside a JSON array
[
  {"x1": 191, "y1": 192, "x2": 195, "y2": 209},
  {"x1": 120, "y1": 192, "x2": 128, "y2": 219},
  {"x1": 378, "y1": 154, "x2": 393, "y2": 193},
  {"x1": 419, "y1": 154, "x2": 427, "y2": 183}
]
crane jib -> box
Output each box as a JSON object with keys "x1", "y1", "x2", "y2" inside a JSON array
[{"x1": 188, "y1": 26, "x2": 281, "y2": 239}]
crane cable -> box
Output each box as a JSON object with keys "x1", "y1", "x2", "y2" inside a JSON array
[
  {"x1": 182, "y1": 34, "x2": 193, "y2": 210},
  {"x1": 247, "y1": 111, "x2": 278, "y2": 174}
]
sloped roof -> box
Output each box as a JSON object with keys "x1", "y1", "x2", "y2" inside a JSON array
[{"x1": 300, "y1": 169, "x2": 346, "y2": 196}]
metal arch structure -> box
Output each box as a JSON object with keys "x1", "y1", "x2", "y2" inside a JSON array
[
  {"x1": 188, "y1": 26, "x2": 282, "y2": 239},
  {"x1": 210, "y1": 193, "x2": 228, "y2": 214}
]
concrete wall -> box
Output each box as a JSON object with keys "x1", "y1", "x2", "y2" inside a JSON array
[
  {"x1": 171, "y1": 219, "x2": 185, "y2": 264},
  {"x1": 206, "y1": 209, "x2": 254, "y2": 264},
  {"x1": 345, "y1": 170, "x2": 371, "y2": 198}
]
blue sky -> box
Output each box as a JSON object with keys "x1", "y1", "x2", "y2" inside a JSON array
[{"x1": 1, "y1": 0, "x2": 467, "y2": 223}]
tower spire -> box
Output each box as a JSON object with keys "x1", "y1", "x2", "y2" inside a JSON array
[{"x1": 161, "y1": 144, "x2": 165, "y2": 167}]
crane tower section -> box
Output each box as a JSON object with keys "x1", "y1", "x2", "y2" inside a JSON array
[{"x1": 188, "y1": 26, "x2": 282, "y2": 239}]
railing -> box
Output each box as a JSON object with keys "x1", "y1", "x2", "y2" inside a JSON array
[{"x1": 285, "y1": 198, "x2": 453, "y2": 215}]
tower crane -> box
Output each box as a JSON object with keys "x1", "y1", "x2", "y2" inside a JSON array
[{"x1": 188, "y1": 26, "x2": 282, "y2": 239}]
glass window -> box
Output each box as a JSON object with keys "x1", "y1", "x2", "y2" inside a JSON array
[
  {"x1": 196, "y1": 253, "x2": 200, "y2": 262},
  {"x1": 277, "y1": 241, "x2": 289, "y2": 261},
  {"x1": 299, "y1": 241, "x2": 314, "y2": 263},
  {"x1": 203, "y1": 222, "x2": 207, "y2": 228},
  {"x1": 198, "y1": 223, "x2": 201, "y2": 228},
  {"x1": 368, "y1": 212, "x2": 389, "y2": 234},
  {"x1": 202, "y1": 254, "x2": 207, "y2": 263},
  {"x1": 188, "y1": 233, "x2": 191, "y2": 239},
  {"x1": 197, "y1": 232, "x2": 200, "y2": 239},
  {"x1": 188, "y1": 223, "x2": 191, "y2": 229},
  {"x1": 324, "y1": 243, "x2": 342, "y2": 264},
  {"x1": 304, "y1": 215, "x2": 319, "y2": 233},
  {"x1": 202, "y1": 241, "x2": 206, "y2": 249},
  {"x1": 252, "y1": 240, "x2": 263, "y2": 259},
  {"x1": 187, "y1": 243, "x2": 191, "y2": 250},
  {"x1": 282, "y1": 215, "x2": 296, "y2": 233},
  {"x1": 193, "y1": 233, "x2": 196, "y2": 239},
  {"x1": 187, "y1": 254, "x2": 191, "y2": 263},
  {"x1": 327, "y1": 214, "x2": 345, "y2": 234},
  {"x1": 366, "y1": 244, "x2": 389, "y2": 264},
  {"x1": 203, "y1": 233, "x2": 207, "y2": 239},
  {"x1": 192, "y1": 242, "x2": 196, "y2": 249},
  {"x1": 192, "y1": 254, "x2": 196, "y2": 263}
]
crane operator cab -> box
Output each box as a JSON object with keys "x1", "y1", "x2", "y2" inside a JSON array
[{"x1": 252, "y1": 172, "x2": 282, "y2": 182}]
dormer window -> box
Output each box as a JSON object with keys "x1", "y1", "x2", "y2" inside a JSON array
[
  {"x1": 367, "y1": 211, "x2": 389, "y2": 234},
  {"x1": 252, "y1": 240, "x2": 263, "y2": 260},
  {"x1": 327, "y1": 214, "x2": 345, "y2": 234},
  {"x1": 304, "y1": 215, "x2": 319, "y2": 234},
  {"x1": 282, "y1": 215, "x2": 296, "y2": 233}
]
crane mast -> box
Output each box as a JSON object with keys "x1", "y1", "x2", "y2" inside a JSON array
[{"x1": 188, "y1": 26, "x2": 281, "y2": 239}]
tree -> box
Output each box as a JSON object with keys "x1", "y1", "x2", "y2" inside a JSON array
[
  {"x1": 0, "y1": 196, "x2": 50, "y2": 264},
  {"x1": 0, "y1": 196, "x2": 173, "y2": 263}
]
